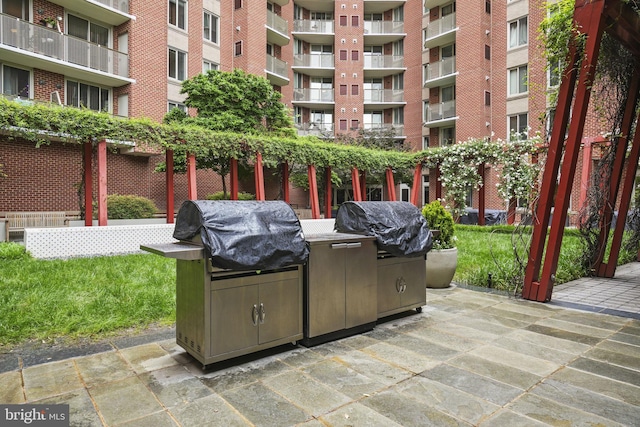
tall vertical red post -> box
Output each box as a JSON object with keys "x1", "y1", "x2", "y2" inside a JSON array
[
  {"x1": 254, "y1": 152, "x2": 265, "y2": 201},
  {"x1": 187, "y1": 153, "x2": 197, "y2": 200},
  {"x1": 385, "y1": 167, "x2": 396, "y2": 201},
  {"x1": 97, "y1": 139, "x2": 108, "y2": 226},
  {"x1": 359, "y1": 170, "x2": 367, "y2": 201},
  {"x1": 165, "y1": 149, "x2": 174, "y2": 223},
  {"x1": 410, "y1": 163, "x2": 422, "y2": 207},
  {"x1": 351, "y1": 168, "x2": 362, "y2": 201},
  {"x1": 282, "y1": 161, "x2": 290, "y2": 203},
  {"x1": 435, "y1": 167, "x2": 442, "y2": 200},
  {"x1": 83, "y1": 142, "x2": 93, "y2": 226},
  {"x1": 324, "y1": 167, "x2": 332, "y2": 218},
  {"x1": 579, "y1": 138, "x2": 594, "y2": 209},
  {"x1": 478, "y1": 164, "x2": 485, "y2": 226},
  {"x1": 308, "y1": 165, "x2": 320, "y2": 219},
  {"x1": 230, "y1": 158, "x2": 238, "y2": 200}
]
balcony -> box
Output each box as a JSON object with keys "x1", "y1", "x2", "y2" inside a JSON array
[
  {"x1": 266, "y1": 54, "x2": 289, "y2": 86},
  {"x1": 0, "y1": 14, "x2": 132, "y2": 87},
  {"x1": 363, "y1": 89, "x2": 405, "y2": 108},
  {"x1": 292, "y1": 88, "x2": 335, "y2": 108},
  {"x1": 292, "y1": 54, "x2": 335, "y2": 77},
  {"x1": 363, "y1": 0, "x2": 406, "y2": 13},
  {"x1": 296, "y1": 122, "x2": 334, "y2": 138},
  {"x1": 424, "y1": 0, "x2": 451, "y2": 10},
  {"x1": 362, "y1": 123, "x2": 405, "y2": 137},
  {"x1": 363, "y1": 21, "x2": 405, "y2": 44},
  {"x1": 266, "y1": 10, "x2": 290, "y2": 46},
  {"x1": 424, "y1": 56, "x2": 457, "y2": 88},
  {"x1": 424, "y1": 100, "x2": 458, "y2": 127},
  {"x1": 363, "y1": 55, "x2": 405, "y2": 78},
  {"x1": 424, "y1": 13, "x2": 457, "y2": 49},
  {"x1": 292, "y1": 19, "x2": 334, "y2": 44},
  {"x1": 48, "y1": 0, "x2": 133, "y2": 26}
]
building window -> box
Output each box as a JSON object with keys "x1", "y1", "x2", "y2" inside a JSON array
[
  {"x1": 235, "y1": 41, "x2": 243, "y2": 56},
  {"x1": 1, "y1": 64, "x2": 30, "y2": 98},
  {"x1": 548, "y1": 60, "x2": 561, "y2": 87},
  {"x1": 484, "y1": 90, "x2": 491, "y2": 106},
  {"x1": 484, "y1": 45, "x2": 490, "y2": 60},
  {"x1": 509, "y1": 17, "x2": 528, "y2": 48},
  {"x1": 169, "y1": 48, "x2": 187, "y2": 80},
  {"x1": 351, "y1": 84, "x2": 359, "y2": 95},
  {"x1": 351, "y1": 119, "x2": 359, "y2": 129},
  {"x1": 66, "y1": 80, "x2": 109, "y2": 112},
  {"x1": 441, "y1": 127, "x2": 454, "y2": 146},
  {"x1": 234, "y1": 0, "x2": 242, "y2": 9},
  {"x1": 351, "y1": 15, "x2": 359, "y2": 27},
  {"x1": 204, "y1": 11, "x2": 218, "y2": 43},
  {"x1": 203, "y1": 61, "x2": 219, "y2": 73},
  {"x1": 340, "y1": 119, "x2": 347, "y2": 130},
  {"x1": 509, "y1": 113, "x2": 528, "y2": 139},
  {"x1": 508, "y1": 65, "x2": 528, "y2": 95},
  {"x1": 339, "y1": 49, "x2": 347, "y2": 60},
  {"x1": 169, "y1": 0, "x2": 186, "y2": 30},
  {"x1": 486, "y1": 1, "x2": 491, "y2": 13},
  {"x1": 339, "y1": 15, "x2": 347, "y2": 26},
  {"x1": 340, "y1": 84, "x2": 347, "y2": 95},
  {"x1": 168, "y1": 101, "x2": 187, "y2": 112},
  {"x1": 351, "y1": 50, "x2": 359, "y2": 61}
]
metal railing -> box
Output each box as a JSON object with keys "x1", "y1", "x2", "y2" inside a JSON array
[
  {"x1": 266, "y1": 54, "x2": 288, "y2": 79},
  {"x1": 425, "y1": 56, "x2": 456, "y2": 81},
  {"x1": 293, "y1": 19, "x2": 334, "y2": 33},
  {"x1": 426, "y1": 13, "x2": 456, "y2": 39},
  {"x1": 0, "y1": 14, "x2": 128, "y2": 78},
  {"x1": 363, "y1": 89, "x2": 404, "y2": 103},
  {"x1": 425, "y1": 100, "x2": 457, "y2": 122},
  {"x1": 293, "y1": 88, "x2": 335, "y2": 102},
  {"x1": 293, "y1": 53, "x2": 334, "y2": 68},
  {"x1": 266, "y1": 10, "x2": 288, "y2": 36},
  {"x1": 362, "y1": 123, "x2": 405, "y2": 136},
  {"x1": 95, "y1": 0, "x2": 129, "y2": 13},
  {"x1": 363, "y1": 55, "x2": 404, "y2": 69},
  {"x1": 363, "y1": 21, "x2": 404, "y2": 35},
  {"x1": 296, "y1": 122, "x2": 334, "y2": 137}
]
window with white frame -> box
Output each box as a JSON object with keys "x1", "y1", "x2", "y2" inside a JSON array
[
  {"x1": 441, "y1": 126, "x2": 454, "y2": 146},
  {"x1": 363, "y1": 111, "x2": 383, "y2": 129},
  {"x1": 508, "y1": 16, "x2": 527, "y2": 48},
  {"x1": 1, "y1": 64, "x2": 30, "y2": 98},
  {"x1": 548, "y1": 59, "x2": 561, "y2": 87},
  {"x1": 508, "y1": 113, "x2": 528, "y2": 139},
  {"x1": 168, "y1": 101, "x2": 187, "y2": 112},
  {"x1": 66, "y1": 80, "x2": 109, "y2": 112},
  {"x1": 508, "y1": 65, "x2": 528, "y2": 95},
  {"x1": 204, "y1": 11, "x2": 218, "y2": 43},
  {"x1": 168, "y1": 48, "x2": 187, "y2": 80},
  {"x1": 203, "y1": 61, "x2": 218, "y2": 73},
  {"x1": 169, "y1": 0, "x2": 186, "y2": 29}
]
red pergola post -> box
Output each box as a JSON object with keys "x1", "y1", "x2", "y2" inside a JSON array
[
  {"x1": 307, "y1": 164, "x2": 320, "y2": 219},
  {"x1": 435, "y1": 166, "x2": 442, "y2": 200},
  {"x1": 282, "y1": 161, "x2": 290, "y2": 203},
  {"x1": 351, "y1": 168, "x2": 362, "y2": 201},
  {"x1": 254, "y1": 152, "x2": 265, "y2": 201},
  {"x1": 359, "y1": 170, "x2": 366, "y2": 201},
  {"x1": 523, "y1": 0, "x2": 606, "y2": 301},
  {"x1": 97, "y1": 139, "x2": 108, "y2": 226},
  {"x1": 230, "y1": 158, "x2": 238, "y2": 200},
  {"x1": 83, "y1": 142, "x2": 93, "y2": 226},
  {"x1": 385, "y1": 167, "x2": 396, "y2": 201},
  {"x1": 324, "y1": 167, "x2": 332, "y2": 218},
  {"x1": 478, "y1": 163, "x2": 485, "y2": 226},
  {"x1": 186, "y1": 153, "x2": 197, "y2": 200},
  {"x1": 410, "y1": 163, "x2": 422, "y2": 207},
  {"x1": 507, "y1": 199, "x2": 517, "y2": 225},
  {"x1": 165, "y1": 149, "x2": 174, "y2": 223},
  {"x1": 579, "y1": 138, "x2": 595, "y2": 209}
]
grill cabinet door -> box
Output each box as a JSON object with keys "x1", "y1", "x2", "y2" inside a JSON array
[
  {"x1": 210, "y1": 285, "x2": 259, "y2": 356},
  {"x1": 258, "y1": 276, "x2": 301, "y2": 344}
]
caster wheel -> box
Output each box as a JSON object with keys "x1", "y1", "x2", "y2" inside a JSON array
[{"x1": 416, "y1": 307, "x2": 423, "y2": 313}]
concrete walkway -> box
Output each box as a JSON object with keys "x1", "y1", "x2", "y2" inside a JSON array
[{"x1": 1, "y1": 277, "x2": 639, "y2": 426}]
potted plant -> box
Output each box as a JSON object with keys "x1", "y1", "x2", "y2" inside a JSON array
[
  {"x1": 41, "y1": 17, "x2": 57, "y2": 28},
  {"x1": 422, "y1": 200, "x2": 457, "y2": 288}
]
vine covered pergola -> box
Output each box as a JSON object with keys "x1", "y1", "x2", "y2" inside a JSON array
[{"x1": 523, "y1": 0, "x2": 640, "y2": 301}]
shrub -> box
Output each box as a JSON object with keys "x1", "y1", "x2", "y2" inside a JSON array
[
  {"x1": 206, "y1": 191, "x2": 255, "y2": 201},
  {"x1": 0, "y1": 242, "x2": 30, "y2": 260},
  {"x1": 422, "y1": 200, "x2": 455, "y2": 249},
  {"x1": 99, "y1": 194, "x2": 158, "y2": 219}
]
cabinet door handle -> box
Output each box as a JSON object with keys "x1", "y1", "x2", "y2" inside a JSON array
[
  {"x1": 346, "y1": 242, "x2": 362, "y2": 249},
  {"x1": 252, "y1": 304, "x2": 259, "y2": 326},
  {"x1": 259, "y1": 303, "x2": 266, "y2": 324},
  {"x1": 331, "y1": 243, "x2": 348, "y2": 249},
  {"x1": 396, "y1": 277, "x2": 406, "y2": 293}
]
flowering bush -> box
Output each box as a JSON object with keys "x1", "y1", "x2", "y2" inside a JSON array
[{"x1": 422, "y1": 200, "x2": 456, "y2": 249}]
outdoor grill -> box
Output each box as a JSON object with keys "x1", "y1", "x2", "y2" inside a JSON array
[
  {"x1": 141, "y1": 200, "x2": 309, "y2": 366},
  {"x1": 335, "y1": 201, "x2": 433, "y2": 318}
]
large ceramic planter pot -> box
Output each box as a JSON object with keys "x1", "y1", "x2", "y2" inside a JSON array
[{"x1": 425, "y1": 247, "x2": 458, "y2": 288}]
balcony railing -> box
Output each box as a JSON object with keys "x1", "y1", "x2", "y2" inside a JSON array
[
  {"x1": 363, "y1": 55, "x2": 404, "y2": 69},
  {"x1": 296, "y1": 122, "x2": 334, "y2": 137},
  {"x1": 293, "y1": 54, "x2": 334, "y2": 68},
  {"x1": 266, "y1": 54, "x2": 288, "y2": 79},
  {"x1": 293, "y1": 19, "x2": 334, "y2": 34},
  {"x1": 362, "y1": 123, "x2": 405, "y2": 136},
  {"x1": 266, "y1": 10, "x2": 288, "y2": 36},
  {"x1": 363, "y1": 21, "x2": 404, "y2": 35},
  {"x1": 95, "y1": 0, "x2": 129, "y2": 13},
  {"x1": 426, "y1": 56, "x2": 456, "y2": 81},
  {"x1": 426, "y1": 13, "x2": 456, "y2": 39},
  {"x1": 425, "y1": 100, "x2": 457, "y2": 122},
  {"x1": 293, "y1": 88, "x2": 334, "y2": 103},
  {"x1": 0, "y1": 14, "x2": 128, "y2": 78},
  {"x1": 363, "y1": 89, "x2": 404, "y2": 103}
]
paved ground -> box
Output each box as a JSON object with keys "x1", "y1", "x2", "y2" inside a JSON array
[{"x1": 1, "y1": 269, "x2": 639, "y2": 426}]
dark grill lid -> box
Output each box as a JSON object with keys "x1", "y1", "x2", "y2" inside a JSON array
[
  {"x1": 335, "y1": 201, "x2": 433, "y2": 257},
  {"x1": 173, "y1": 200, "x2": 309, "y2": 270}
]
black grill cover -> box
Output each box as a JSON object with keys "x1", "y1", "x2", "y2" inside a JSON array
[
  {"x1": 173, "y1": 200, "x2": 309, "y2": 270},
  {"x1": 335, "y1": 201, "x2": 433, "y2": 257}
]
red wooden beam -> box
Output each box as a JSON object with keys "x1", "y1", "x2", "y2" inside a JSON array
[
  {"x1": 351, "y1": 168, "x2": 362, "y2": 201},
  {"x1": 386, "y1": 167, "x2": 396, "y2": 201},
  {"x1": 507, "y1": 199, "x2": 517, "y2": 225},
  {"x1": 83, "y1": 142, "x2": 93, "y2": 227},
  {"x1": 186, "y1": 153, "x2": 197, "y2": 200},
  {"x1": 579, "y1": 138, "x2": 594, "y2": 210},
  {"x1": 308, "y1": 164, "x2": 320, "y2": 219},
  {"x1": 478, "y1": 164, "x2": 485, "y2": 226},
  {"x1": 254, "y1": 152, "x2": 265, "y2": 201},
  {"x1": 324, "y1": 167, "x2": 332, "y2": 218},
  {"x1": 97, "y1": 139, "x2": 108, "y2": 226},
  {"x1": 410, "y1": 163, "x2": 422, "y2": 207},
  {"x1": 359, "y1": 170, "x2": 367, "y2": 201},
  {"x1": 166, "y1": 149, "x2": 174, "y2": 223},
  {"x1": 282, "y1": 161, "x2": 290, "y2": 203},
  {"x1": 230, "y1": 158, "x2": 238, "y2": 200}
]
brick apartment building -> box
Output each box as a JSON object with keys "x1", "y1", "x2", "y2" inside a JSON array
[{"x1": 0, "y1": 0, "x2": 609, "y2": 220}]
